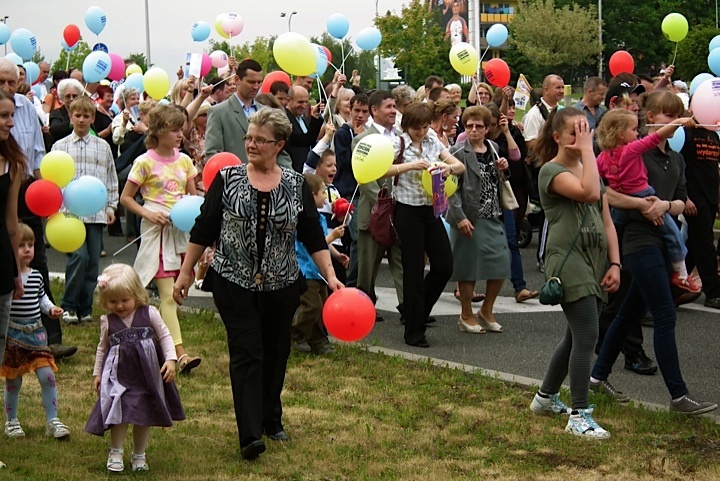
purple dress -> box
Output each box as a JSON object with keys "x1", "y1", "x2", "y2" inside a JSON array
[{"x1": 85, "y1": 306, "x2": 185, "y2": 436}]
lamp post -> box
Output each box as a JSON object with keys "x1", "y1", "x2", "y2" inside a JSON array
[
  {"x1": 598, "y1": 0, "x2": 602, "y2": 78},
  {"x1": 144, "y1": 0, "x2": 151, "y2": 66},
  {"x1": 1, "y1": 17, "x2": 8, "y2": 56},
  {"x1": 375, "y1": 0, "x2": 381, "y2": 89},
  {"x1": 280, "y1": 11, "x2": 297, "y2": 32}
]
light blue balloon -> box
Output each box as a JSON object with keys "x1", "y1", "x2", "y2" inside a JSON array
[
  {"x1": 170, "y1": 195, "x2": 204, "y2": 233},
  {"x1": 23, "y1": 61, "x2": 39, "y2": 84},
  {"x1": 668, "y1": 127, "x2": 685, "y2": 152},
  {"x1": 0, "y1": 24, "x2": 10, "y2": 45},
  {"x1": 356, "y1": 27, "x2": 382, "y2": 50},
  {"x1": 85, "y1": 6, "x2": 107, "y2": 36},
  {"x1": 61, "y1": 39, "x2": 78, "y2": 52},
  {"x1": 327, "y1": 13, "x2": 350, "y2": 39},
  {"x1": 82, "y1": 51, "x2": 112, "y2": 83},
  {"x1": 157, "y1": 98, "x2": 170, "y2": 105},
  {"x1": 191, "y1": 21, "x2": 211, "y2": 42},
  {"x1": 709, "y1": 48, "x2": 720, "y2": 76},
  {"x1": 313, "y1": 43, "x2": 328, "y2": 77},
  {"x1": 486, "y1": 24, "x2": 509, "y2": 48},
  {"x1": 124, "y1": 72, "x2": 145, "y2": 94},
  {"x1": 64, "y1": 176, "x2": 108, "y2": 217},
  {"x1": 10, "y1": 28, "x2": 37, "y2": 61},
  {"x1": 690, "y1": 73, "x2": 714, "y2": 96},
  {"x1": 5, "y1": 53, "x2": 23, "y2": 66},
  {"x1": 710, "y1": 35, "x2": 720, "y2": 54}
]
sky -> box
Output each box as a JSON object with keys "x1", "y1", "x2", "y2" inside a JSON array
[{"x1": 2, "y1": 0, "x2": 408, "y2": 82}]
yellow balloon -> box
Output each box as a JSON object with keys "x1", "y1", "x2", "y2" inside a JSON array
[
  {"x1": 40, "y1": 151, "x2": 75, "y2": 188},
  {"x1": 352, "y1": 134, "x2": 394, "y2": 185},
  {"x1": 215, "y1": 14, "x2": 231, "y2": 39},
  {"x1": 661, "y1": 13, "x2": 688, "y2": 43},
  {"x1": 421, "y1": 163, "x2": 458, "y2": 198},
  {"x1": 449, "y1": 42, "x2": 479, "y2": 77},
  {"x1": 126, "y1": 64, "x2": 142, "y2": 77},
  {"x1": 273, "y1": 32, "x2": 317, "y2": 76},
  {"x1": 46, "y1": 213, "x2": 86, "y2": 253},
  {"x1": 143, "y1": 67, "x2": 170, "y2": 100}
]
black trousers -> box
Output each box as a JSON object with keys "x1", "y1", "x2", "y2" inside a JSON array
[
  {"x1": 685, "y1": 200, "x2": 720, "y2": 300},
  {"x1": 597, "y1": 266, "x2": 644, "y2": 358},
  {"x1": 394, "y1": 203, "x2": 453, "y2": 345},
  {"x1": 210, "y1": 270, "x2": 301, "y2": 448},
  {"x1": 19, "y1": 180, "x2": 62, "y2": 345}
]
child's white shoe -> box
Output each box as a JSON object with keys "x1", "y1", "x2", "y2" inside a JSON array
[
  {"x1": 4, "y1": 419, "x2": 24, "y2": 438},
  {"x1": 131, "y1": 452, "x2": 149, "y2": 472},
  {"x1": 45, "y1": 417, "x2": 70, "y2": 440},
  {"x1": 107, "y1": 448, "x2": 124, "y2": 472}
]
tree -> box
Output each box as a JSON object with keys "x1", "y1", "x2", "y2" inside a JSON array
[
  {"x1": 510, "y1": 0, "x2": 601, "y2": 71},
  {"x1": 375, "y1": 0, "x2": 457, "y2": 88},
  {"x1": 31, "y1": 49, "x2": 46, "y2": 64},
  {"x1": 311, "y1": 33, "x2": 377, "y2": 89},
  {"x1": 50, "y1": 41, "x2": 92, "y2": 73},
  {"x1": 127, "y1": 52, "x2": 148, "y2": 72},
  {"x1": 674, "y1": 23, "x2": 719, "y2": 81},
  {"x1": 208, "y1": 37, "x2": 277, "y2": 73}
]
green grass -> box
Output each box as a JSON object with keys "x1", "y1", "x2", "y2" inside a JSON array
[{"x1": 0, "y1": 279, "x2": 718, "y2": 480}]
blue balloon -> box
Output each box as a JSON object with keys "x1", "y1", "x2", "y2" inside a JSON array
[
  {"x1": 85, "y1": 6, "x2": 107, "y2": 36},
  {"x1": 92, "y1": 43, "x2": 108, "y2": 53},
  {"x1": 10, "y1": 28, "x2": 37, "y2": 61},
  {"x1": 64, "y1": 176, "x2": 108, "y2": 217},
  {"x1": 690, "y1": 73, "x2": 714, "y2": 96},
  {"x1": 0, "y1": 24, "x2": 10, "y2": 45},
  {"x1": 191, "y1": 21, "x2": 211, "y2": 42},
  {"x1": 313, "y1": 43, "x2": 328, "y2": 77},
  {"x1": 710, "y1": 35, "x2": 720, "y2": 54},
  {"x1": 82, "y1": 51, "x2": 112, "y2": 83},
  {"x1": 61, "y1": 39, "x2": 78, "y2": 52},
  {"x1": 170, "y1": 195, "x2": 204, "y2": 233},
  {"x1": 123, "y1": 72, "x2": 145, "y2": 94},
  {"x1": 356, "y1": 27, "x2": 382, "y2": 50},
  {"x1": 327, "y1": 13, "x2": 350, "y2": 39},
  {"x1": 157, "y1": 98, "x2": 170, "y2": 105},
  {"x1": 5, "y1": 53, "x2": 23, "y2": 66},
  {"x1": 668, "y1": 127, "x2": 685, "y2": 152},
  {"x1": 23, "y1": 61, "x2": 39, "y2": 84},
  {"x1": 486, "y1": 24, "x2": 509, "y2": 48},
  {"x1": 709, "y1": 48, "x2": 720, "y2": 76}
]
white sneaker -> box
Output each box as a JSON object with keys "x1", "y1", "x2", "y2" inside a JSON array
[
  {"x1": 4, "y1": 419, "x2": 24, "y2": 438},
  {"x1": 62, "y1": 311, "x2": 79, "y2": 324},
  {"x1": 45, "y1": 417, "x2": 70, "y2": 440},
  {"x1": 565, "y1": 407, "x2": 610, "y2": 440},
  {"x1": 80, "y1": 314, "x2": 94, "y2": 323},
  {"x1": 530, "y1": 393, "x2": 570, "y2": 415}
]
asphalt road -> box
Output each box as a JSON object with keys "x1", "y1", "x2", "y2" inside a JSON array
[{"x1": 46, "y1": 224, "x2": 720, "y2": 415}]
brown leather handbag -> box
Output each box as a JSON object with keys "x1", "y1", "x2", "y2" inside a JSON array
[{"x1": 369, "y1": 137, "x2": 404, "y2": 248}]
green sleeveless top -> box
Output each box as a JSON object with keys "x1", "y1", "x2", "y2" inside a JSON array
[{"x1": 539, "y1": 162, "x2": 608, "y2": 303}]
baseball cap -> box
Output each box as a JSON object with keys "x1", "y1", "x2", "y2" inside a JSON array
[
  {"x1": 673, "y1": 80, "x2": 688, "y2": 92},
  {"x1": 604, "y1": 82, "x2": 646, "y2": 108}
]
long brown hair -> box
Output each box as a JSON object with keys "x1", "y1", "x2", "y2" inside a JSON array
[
  {"x1": 533, "y1": 107, "x2": 585, "y2": 167},
  {"x1": 0, "y1": 90, "x2": 27, "y2": 179}
]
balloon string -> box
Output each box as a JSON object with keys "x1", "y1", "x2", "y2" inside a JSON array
[
  {"x1": 112, "y1": 225, "x2": 159, "y2": 256},
  {"x1": 672, "y1": 42, "x2": 679, "y2": 66},
  {"x1": 316, "y1": 76, "x2": 329, "y2": 102},
  {"x1": 340, "y1": 41, "x2": 346, "y2": 75},
  {"x1": 479, "y1": 44, "x2": 492, "y2": 64},
  {"x1": 343, "y1": 185, "x2": 360, "y2": 227},
  {"x1": 646, "y1": 123, "x2": 718, "y2": 127},
  {"x1": 328, "y1": 61, "x2": 341, "y2": 74}
]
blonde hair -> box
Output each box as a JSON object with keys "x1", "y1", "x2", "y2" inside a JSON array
[
  {"x1": 18, "y1": 223, "x2": 34, "y2": 243},
  {"x1": 97, "y1": 264, "x2": 150, "y2": 309},
  {"x1": 145, "y1": 104, "x2": 186, "y2": 149},
  {"x1": 595, "y1": 110, "x2": 637, "y2": 151}
]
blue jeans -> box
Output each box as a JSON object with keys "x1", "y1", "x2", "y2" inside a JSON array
[
  {"x1": 591, "y1": 245, "x2": 688, "y2": 399},
  {"x1": 503, "y1": 210, "x2": 526, "y2": 292},
  {"x1": 62, "y1": 223, "x2": 104, "y2": 318}
]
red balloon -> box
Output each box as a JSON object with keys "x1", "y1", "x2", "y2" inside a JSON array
[
  {"x1": 63, "y1": 24, "x2": 81, "y2": 48},
  {"x1": 321, "y1": 46, "x2": 332, "y2": 65},
  {"x1": 200, "y1": 53, "x2": 213, "y2": 77},
  {"x1": 609, "y1": 50, "x2": 634, "y2": 77},
  {"x1": 202, "y1": 152, "x2": 242, "y2": 190},
  {"x1": 25, "y1": 180, "x2": 63, "y2": 217},
  {"x1": 484, "y1": 58, "x2": 511, "y2": 88},
  {"x1": 260, "y1": 71, "x2": 292, "y2": 94},
  {"x1": 322, "y1": 288, "x2": 376, "y2": 342}
]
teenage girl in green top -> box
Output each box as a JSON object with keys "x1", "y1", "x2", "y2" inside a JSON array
[{"x1": 528, "y1": 107, "x2": 621, "y2": 440}]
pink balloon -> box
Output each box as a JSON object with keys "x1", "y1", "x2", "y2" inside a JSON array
[
  {"x1": 221, "y1": 12, "x2": 244, "y2": 37},
  {"x1": 210, "y1": 50, "x2": 228, "y2": 69},
  {"x1": 690, "y1": 77, "x2": 720, "y2": 126},
  {"x1": 200, "y1": 53, "x2": 212, "y2": 77},
  {"x1": 107, "y1": 53, "x2": 125, "y2": 81},
  {"x1": 217, "y1": 66, "x2": 229, "y2": 77}
]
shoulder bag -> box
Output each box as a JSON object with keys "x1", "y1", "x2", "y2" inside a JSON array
[
  {"x1": 369, "y1": 137, "x2": 404, "y2": 248},
  {"x1": 539, "y1": 206, "x2": 588, "y2": 305},
  {"x1": 487, "y1": 141, "x2": 520, "y2": 211}
]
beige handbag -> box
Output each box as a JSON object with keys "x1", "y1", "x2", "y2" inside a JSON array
[{"x1": 487, "y1": 141, "x2": 520, "y2": 211}]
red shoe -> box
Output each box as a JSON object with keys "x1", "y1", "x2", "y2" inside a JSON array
[{"x1": 671, "y1": 273, "x2": 702, "y2": 294}]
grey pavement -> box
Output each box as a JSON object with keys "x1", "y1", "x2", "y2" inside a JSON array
[{"x1": 47, "y1": 224, "x2": 720, "y2": 415}]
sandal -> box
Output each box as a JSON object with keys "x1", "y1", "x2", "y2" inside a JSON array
[
  {"x1": 515, "y1": 289, "x2": 540, "y2": 303},
  {"x1": 131, "y1": 453, "x2": 149, "y2": 472},
  {"x1": 107, "y1": 448, "x2": 124, "y2": 472},
  {"x1": 454, "y1": 289, "x2": 486, "y2": 303},
  {"x1": 178, "y1": 354, "x2": 202, "y2": 375}
]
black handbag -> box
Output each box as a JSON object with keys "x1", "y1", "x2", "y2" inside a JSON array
[
  {"x1": 539, "y1": 206, "x2": 588, "y2": 305},
  {"x1": 369, "y1": 137, "x2": 404, "y2": 248}
]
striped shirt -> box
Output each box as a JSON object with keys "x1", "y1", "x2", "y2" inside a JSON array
[
  {"x1": 10, "y1": 269, "x2": 54, "y2": 320},
  {"x1": 51, "y1": 132, "x2": 119, "y2": 224},
  {"x1": 11, "y1": 93, "x2": 45, "y2": 177},
  {"x1": 392, "y1": 131, "x2": 446, "y2": 206}
]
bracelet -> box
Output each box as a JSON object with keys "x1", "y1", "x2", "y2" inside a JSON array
[
  {"x1": 667, "y1": 200, "x2": 672, "y2": 213},
  {"x1": 609, "y1": 262, "x2": 622, "y2": 270}
]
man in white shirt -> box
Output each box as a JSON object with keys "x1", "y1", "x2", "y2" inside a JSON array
[{"x1": 522, "y1": 74, "x2": 565, "y2": 144}]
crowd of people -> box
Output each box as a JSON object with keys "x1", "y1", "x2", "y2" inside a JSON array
[{"x1": 0, "y1": 49, "x2": 718, "y2": 470}]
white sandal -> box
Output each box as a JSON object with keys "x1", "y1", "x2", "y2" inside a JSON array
[
  {"x1": 107, "y1": 448, "x2": 124, "y2": 472},
  {"x1": 132, "y1": 452, "x2": 149, "y2": 471}
]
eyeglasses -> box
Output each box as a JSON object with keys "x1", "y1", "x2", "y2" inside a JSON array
[
  {"x1": 243, "y1": 135, "x2": 279, "y2": 146},
  {"x1": 466, "y1": 123, "x2": 487, "y2": 130}
]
